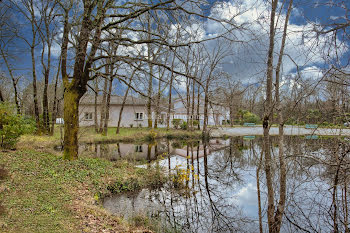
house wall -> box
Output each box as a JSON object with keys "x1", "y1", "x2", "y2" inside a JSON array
[
  {"x1": 79, "y1": 100, "x2": 229, "y2": 128},
  {"x1": 173, "y1": 99, "x2": 229, "y2": 126},
  {"x1": 79, "y1": 104, "x2": 150, "y2": 127}
]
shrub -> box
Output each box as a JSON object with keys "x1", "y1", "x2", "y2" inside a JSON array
[
  {"x1": 21, "y1": 116, "x2": 37, "y2": 134},
  {"x1": 0, "y1": 103, "x2": 32, "y2": 149},
  {"x1": 243, "y1": 111, "x2": 260, "y2": 124},
  {"x1": 188, "y1": 120, "x2": 199, "y2": 127},
  {"x1": 180, "y1": 121, "x2": 188, "y2": 130},
  {"x1": 172, "y1": 119, "x2": 182, "y2": 129},
  {"x1": 145, "y1": 130, "x2": 157, "y2": 141}
]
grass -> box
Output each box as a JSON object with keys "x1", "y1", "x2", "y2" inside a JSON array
[
  {"x1": 0, "y1": 149, "x2": 165, "y2": 232},
  {"x1": 79, "y1": 127, "x2": 202, "y2": 143},
  {"x1": 0, "y1": 126, "x2": 201, "y2": 232},
  {"x1": 17, "y1": 127, "x2": 202, "y2": 154}
]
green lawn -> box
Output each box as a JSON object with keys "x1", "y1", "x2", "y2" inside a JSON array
[{"x1": 0, "y1": 149, "x2": 162, "y2": 232}]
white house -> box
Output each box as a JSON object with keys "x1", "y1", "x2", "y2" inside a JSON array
[{"x1": 78, "y1": 95, "x2": 229, "y2": 128}]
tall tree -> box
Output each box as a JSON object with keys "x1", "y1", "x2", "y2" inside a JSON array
[
  {"x1": 38, "y1": 0, "x2": 59, "y2": 133},
  {"x1": 263, "y1": 0, "x2": 293, "y2": 232},
  {"x1": 50, "y1": 58, "x2": 61, "y2": 135},
  {"x1": 11, "y1": 0, "x2": 42, "y2": 131},
  {"x1": 60, "y1": 0, "x2": 111, "y2": 159},
  {"x1": 0, "y1": 47, "x2": 21, "y2": 114}
]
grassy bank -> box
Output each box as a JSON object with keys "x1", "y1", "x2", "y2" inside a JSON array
[
  {"x1": 17, "y1": 127, "x2": 202, "y2": 154},
  {"x1": 84, "y1": 127, "x2": 202, "y2": 143},
  {"x1": 0, "y1": 149, "x2": 165, "y2": 233}
]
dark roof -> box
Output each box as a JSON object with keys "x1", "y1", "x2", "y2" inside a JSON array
[{"x1": 80, "y1": 95, "x2": 148, "y2": 105}]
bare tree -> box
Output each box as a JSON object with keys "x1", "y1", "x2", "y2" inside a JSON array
[
  {"x1": 116, "y1": 69, "x2": 137, "y2": 134},
  {"x1": 38, "y1": 0, "x2": 59, "y2": 133},
  {"x1": 0, "y1": 47, "x2": 21, "y2": 114},
  {"x1": 263, "y1": 0, "x2": 293, "y2": 232},
  {"x1": 11, "y1": 0, "x2": 42, "y2": 131},
  {"x1": 50, "y1": 57, "x2": 61, "y2": 135}
]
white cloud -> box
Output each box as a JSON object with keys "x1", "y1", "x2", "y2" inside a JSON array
[{"x1": 202, "y1": 0, "x2": 348, "y2": 83}]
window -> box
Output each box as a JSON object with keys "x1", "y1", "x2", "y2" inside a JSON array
[
  {"x1": 84, "y1": 112, "x2": 93, "y2": 120},
  {"x1": 135, "y1": 145, "x2": 143, "y2": 152},
  {"x1": 135, "y1": 112, "x2": 143, "y2": 120}
]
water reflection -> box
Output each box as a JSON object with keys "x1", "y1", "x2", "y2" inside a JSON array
[
  {"x1": 79, "y1": 139, "x2": 230, "y2": 162},
  {"x1": 102, "y1": 136, "x2": 350, "y2": 233}
]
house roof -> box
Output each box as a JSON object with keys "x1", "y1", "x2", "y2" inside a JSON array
[{"x1": 80, "y1": 95, "x2": 148, "y2": 105}]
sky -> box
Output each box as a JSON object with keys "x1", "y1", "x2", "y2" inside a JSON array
[{"x1": 0, "y1": 0, "x2": 349, "y2": 96}]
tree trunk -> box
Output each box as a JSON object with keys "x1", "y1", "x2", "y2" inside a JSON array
[
  {"x1": 263, "y1": 0, "x2": 278, "y2": 232},
  {"x1": 0, "y1": 88, "x2": 3, "y2": 102},
  {"x1": 186, "y1": 77, "x2": 190, "y2": 130},
  {"x1": 63, "y1": 88, "x2": 80, "y2": 160},
  {"x1": 147, "y1": 66, "x2": 153, "y2": 128},
  {"x1": 191, "y1": 79, "x2": 195, "y2": 130},
  {"x1": 154, "y1": 68, "x2": 161, "y2": 129},
  {"x1": 42, "y1": 34, "x2": 52, "y2": 133},
  {"x1": 147, "y1": 13, "x2": 153, "y2": 128},
  {"x1": 197, "y1": 83, "x2": 201, "y2": 130},
  {"x1": 13, "y1": 81, "x2": 20, "y2": 115},
  {"x1": 167, "y1": 53, "x2": 176, "y2": 130},
  {"x1": 256, "y1": 144, "x2": 264, "y2": 233},
  {"x1": 42, "y1": 66, "x2": 50, "y2": 133},
  {"x1": 103, "y1": 63, "x2": 113, "y2": 136},
  {"x1": 94, "y1": 77, "x2": 99, "y2": 133},
  {"x1": 272, "y1": 1, "x2": 292, "y2": 231},
  {"x1": 31, "y1": 45, "x2": 40, "y2": 132},
  {"x1": 50, "y1": 58, "x2": 61, "y2": 135},
  {"x1": 116, "y1": 85, "x2": 130, "y2": 134},
  {"x1": 202, "y1": 83, "x2": 209, "y2": 138},
  {"x1": 116, "y1": 70, "x2": 135, "y2": 134},
  {"x1": 29, "y1": 7, "x2": 40, "y2": 132},
  {"x1": 0, "y1": 47, "x2": 20, "y2": 114},
  {"x1": 99, "y1": 74, "x2": 108, "y2": 133}
]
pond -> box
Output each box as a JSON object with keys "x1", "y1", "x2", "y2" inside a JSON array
[{"x1": 88, "y1": 136, "x2": 350, "y2": 232}]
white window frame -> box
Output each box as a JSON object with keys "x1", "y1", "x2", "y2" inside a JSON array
[
  {"x1": 84, "y1": 112, "x2": 93, "y2": 121},
  {"x1": 135, "y1": 145, "x2": 143, "y2": 152},
  {"x1": 135, "y1": 112, "x2": 144, "y2": 121}
]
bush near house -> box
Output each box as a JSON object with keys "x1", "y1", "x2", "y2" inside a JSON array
[
  {"x1": 236, "y1": 109, "x2": 260, "y2": 125},
  {"x1": 243, "y1": 111, "x2": 260, "y2": 124},
  {"x1": 188, "y1": 120, "x2": 199, "y2": 127},
  {"x1": 235, "y1": 110, "x2": 260, "y2": 125},
  {"x1": 180, "y1": 121, "x2": 187, "y2": 130},
  {"x1": 172, "y1": 119, "x2": 182, "y2": 129},
  {"x1": 0, "y1": 103, "x2": 36, "y2": 149}
]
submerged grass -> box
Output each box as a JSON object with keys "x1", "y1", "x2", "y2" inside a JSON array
[{"x1": 0, "y1": 149, "x2": 164, "y2": 232}]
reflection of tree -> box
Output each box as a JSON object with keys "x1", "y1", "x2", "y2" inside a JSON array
[
  {"x1": 101, "y1": 136, "x2": 349, "y2": 232},
  {"x1": 277, "y1": 137, "x2": 350, "y2": 233},
  {"x1": 152, "y1": 139, "x2": 260, "y2": 232}
]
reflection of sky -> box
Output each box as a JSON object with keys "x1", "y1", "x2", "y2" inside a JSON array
[
  {"x1": 106, "y1": 137, "x2": 343, "y2": 232},
  {"x1": 202, "y1": 151, "x2": 264, "y2": 223},
  {"x1": 154, "y1": 148, "x2": 266, "y2": 231}
]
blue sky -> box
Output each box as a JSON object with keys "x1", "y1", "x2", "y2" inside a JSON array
[{"x1": 0, "y1": 0, "x2": 348, "y2": 95}]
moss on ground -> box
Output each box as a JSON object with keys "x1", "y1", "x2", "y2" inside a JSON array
[{"x1": 0, "y1": 149, "x2": 163, "y2": 232}]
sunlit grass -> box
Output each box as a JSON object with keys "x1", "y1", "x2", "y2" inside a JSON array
[{"x1": 0, "y1": 149, "x2": 162, "y2": 232}]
